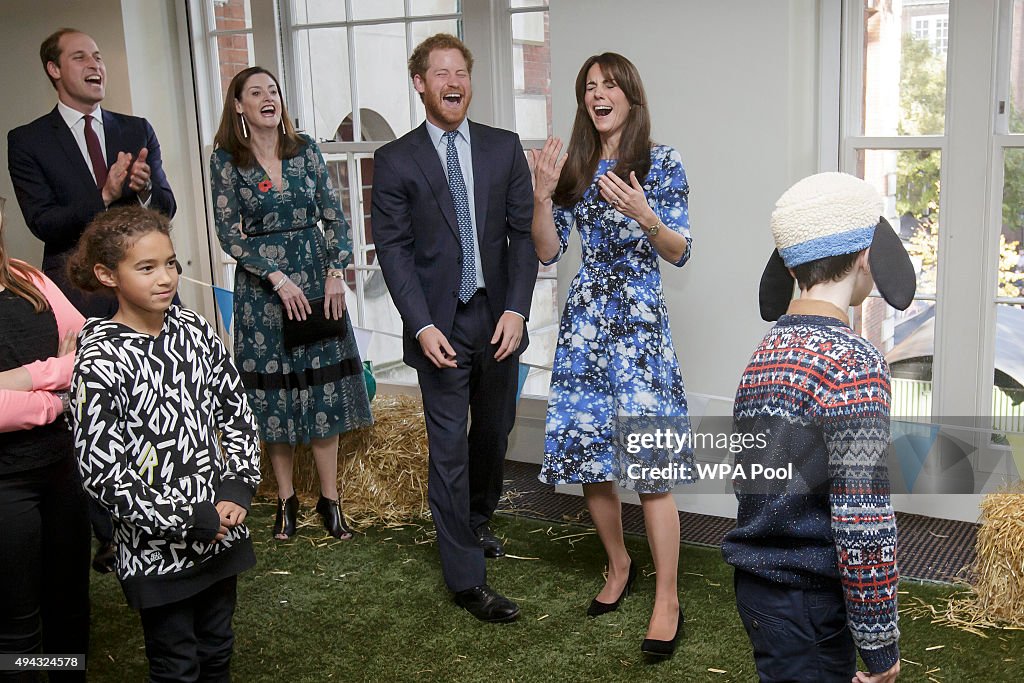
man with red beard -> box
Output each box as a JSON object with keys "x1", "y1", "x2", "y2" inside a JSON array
[{"x1": 372, "y1": 33, "x2": 537, "y2": 623}]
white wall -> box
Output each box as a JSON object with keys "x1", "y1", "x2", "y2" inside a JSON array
[{"x1": 0, "y1": 0, "x2": 215, "y2": 323}]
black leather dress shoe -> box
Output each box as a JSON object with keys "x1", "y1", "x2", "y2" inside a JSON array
[
  {"x1": 475, "y1": 524, "x2": 505, "y2": 558},
  {"x1": 92, "y1": 541, "x2": 115, "y2": 574},
  {"x1": 453, "y1": 584, "x2": 520, "y2": 623}
]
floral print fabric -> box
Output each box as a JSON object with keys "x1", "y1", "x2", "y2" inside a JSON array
[
  {"x1": 539, "y1": 145, "x2": 694, "y2": 493},
  {"x1": 210, "y1": 136, "x2": 372, "y2": 445}
]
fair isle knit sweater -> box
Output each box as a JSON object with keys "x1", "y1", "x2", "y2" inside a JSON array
[{"x1": 721, "y1": 300, "x2": 900, "y2": 673}]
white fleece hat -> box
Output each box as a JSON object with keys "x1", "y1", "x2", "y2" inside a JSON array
[
  {"x1": 758, "y1": 172, "x2": 916, "y2": 321},
  {"x1": 770, "y1": 172, "x2": 883, "y2": 268}
]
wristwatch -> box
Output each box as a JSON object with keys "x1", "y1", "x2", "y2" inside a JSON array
[
  {"x1": 55, "y1": 391, "x2": 70, "y2": 414},
  {"x1": 643, "y1": 220, "x2": 662, "y2": 237}
]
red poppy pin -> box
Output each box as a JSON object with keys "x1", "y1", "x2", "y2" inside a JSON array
[{"x1": 258, "y1": 178, "x2": 273, "y2": 193}]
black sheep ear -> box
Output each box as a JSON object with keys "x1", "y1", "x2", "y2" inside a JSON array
[
  {"x1": 175, "y1": 261, "x2": 183, "y2": 275},
  {"x1": 758, "y1": 249, "x2": 795, "y2": 322},
  {"x1": 869, "y1": 217, "x2": 916, "y2": 311}
]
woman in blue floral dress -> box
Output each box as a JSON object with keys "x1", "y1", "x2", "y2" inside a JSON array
[
  {"x1": 532, "y1": 53, "x2": 693, "y2": 659},
  {"x1": 211, "y1": 67, "x2": 371, "y2": 542}
]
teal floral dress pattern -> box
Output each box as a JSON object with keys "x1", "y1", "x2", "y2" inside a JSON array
[
  {"x1": 210, "y1": 135, "x2": 372, "y2": 444},
  {"x1": 538, "y1": 145, "x2": 694, "y2": 493}
]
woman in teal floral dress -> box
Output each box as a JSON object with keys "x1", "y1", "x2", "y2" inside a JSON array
[{"x1": 211, "y1": 67, "x2": 371, "y2": 541}]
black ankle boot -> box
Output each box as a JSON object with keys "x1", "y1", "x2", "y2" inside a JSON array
[
  {"x1": 273, "y1": 493, "x2": 299, "y2": 540},
  {"x1": 316, "y1": 495, "x2": 354, "y2": 540}
]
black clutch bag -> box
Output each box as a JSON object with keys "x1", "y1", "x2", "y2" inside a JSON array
[{"x1": 282, "y1": 298, "x2": 348, "y2": 350}]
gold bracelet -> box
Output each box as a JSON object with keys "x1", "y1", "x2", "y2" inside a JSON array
[
  {"x1": 644, "y1": 221, "x2": 662, "y2": 237},
  {"x1": 327, "y1": 268, "x2": 346, "y2": 279}
]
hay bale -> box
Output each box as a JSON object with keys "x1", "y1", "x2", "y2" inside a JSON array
[
  {"x1": 258, "y1": 394, "x2": 430, "y2": 529},
  {"x1": 941, "y1": 482, "x2": 1024, "y2": 629}
]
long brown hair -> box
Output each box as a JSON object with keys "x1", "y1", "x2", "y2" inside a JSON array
[
  {"x1": 66, "y1": 207, "x2": 172, "y2": 292},
  {"x1": 213, "y1": 66, "x2": 305, "y2": 169},
  {"x1": 0, "y1": 197, "x2": 49, "y2": 312},
  {"x1": 552, "y1": 53, "x2": 652, "y2": 207}
]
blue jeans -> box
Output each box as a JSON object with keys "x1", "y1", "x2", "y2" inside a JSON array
[{"x1": 734, "y1": 570, "x2": 856, "y2": 683}]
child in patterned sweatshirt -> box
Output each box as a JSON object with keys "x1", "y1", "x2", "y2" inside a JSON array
[
  {"x1": 67, "y1": 206, "x2": 261, "y2": 682},
  {"x1": 722, "y1": 173, "x2": 918, "y2": 683}
]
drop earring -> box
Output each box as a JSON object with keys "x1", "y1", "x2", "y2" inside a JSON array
[
  {"x1": 240, "y1": 114, "x2": 249, "y2": 139},
  {"x1": 280, "y1": 118, "x2": 286, "y2": 135}
]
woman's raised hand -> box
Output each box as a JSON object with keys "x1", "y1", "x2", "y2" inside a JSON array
[
  {"x1": 530, "y1": 137, "x2": 566, "y2": 200},
  {"x1": 598, "y1": 170, "x2": 656, "y2": 226}
]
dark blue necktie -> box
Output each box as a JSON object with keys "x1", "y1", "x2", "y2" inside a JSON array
[{"x1": 444, "y1": 130, "x2": 477, "y2": 303}]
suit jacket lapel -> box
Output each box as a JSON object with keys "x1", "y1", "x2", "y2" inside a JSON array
[
  {"x1": 411, "y1": 124, "x2": 459, "y2": 239},
  {"x1": 48, "y1": 108, "x2": 98, "y2": 189},
  {"x1": 468, "y1": 121, "x2": 489, "y2": 241},
  {"x1": 102, "y1": 110, "x2": 121, "y2": 166}
]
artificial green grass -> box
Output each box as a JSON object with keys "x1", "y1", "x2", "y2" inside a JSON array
[{"x1": 85, "y1": 506, "x2": 1024, "y2": 682}]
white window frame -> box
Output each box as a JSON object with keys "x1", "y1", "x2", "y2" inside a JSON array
[{"x1": 836, "y1": 0, "x2": 1007, "y2": 426}]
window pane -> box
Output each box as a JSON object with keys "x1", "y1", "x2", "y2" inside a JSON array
[
  {"x1": 511, "y1": 0, "x2": 549, "y2": 7},
  {"x1": 852, "y1": 148, "x2": 942, "y2": 418},
  {"x1": 351, "y1": 0, "x2": 404, "y2": 21},
  {"x1": 856, "y1": 148, "x2": 941, "y2": 296},
  {"x1": 1010, "y1": 1, "x2": 1024, "y2": 132},
  {"x1": 409, "y1": 0, "x2": 460, "y2": 16},
  {"x1": 861, "y1": 0, "x2": 947, "y2": 135},
  {"x1": 410, "y1": 18, "x2": 462, "y2": 56},
  {"x1": 1000, "y1": 149, "x2": 1024, "y2": 294},
  {"x1": 519, "y1": 273, "x2": 558, "y2": 397},
  {"x1": 511, "y1": 11, "x2": 550, "y2": 140},
  {"x1": 214, "y1": 32, "x2": 254, "y2": 98},
  {"x1": 354, "y1": 24, "x2": 411, "y2": 140},
  {"x1": 289, "y1": 0, "x2": 346, "y2": 24},
  {"x1": 993, "y1": 302, "x2": 1024, "y2": 432},
  {"x1": 214, "y1": 0, "x2": 251, "y2": 31},
  {"x1": 294, "y1": 28, "x2": 351, "y2": 141}
]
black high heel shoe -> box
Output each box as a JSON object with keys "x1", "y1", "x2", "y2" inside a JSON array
[
  {"x1": 641, "y1": 605, "x2": 685, "y2": 661},
  {"x1": 316, "y1": 495, "x2": 354, "y2": 540},
  {"x1": 273, "y1": 493, "x2": 298, "y2": 540},
  {"x1": 587, "y1": 560, "x2": 637, "y2": 617}
]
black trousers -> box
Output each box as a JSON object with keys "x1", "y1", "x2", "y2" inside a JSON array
[
  {"x1": 0, "y1": 457, "x2": 90, "y2": 683},
  {"x1": 734, "y1": 570, "x2": 857, "y2": 682},
  {"x1": 138, "y1": 575, "x2": 238, "y2": 683},
  {"x1": 417, "y1": 291, "x2": 519, "y2": 592}
]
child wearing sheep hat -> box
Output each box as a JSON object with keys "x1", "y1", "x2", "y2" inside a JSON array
[{"x1": 722, "y1": 172, "x2": 914, "y2": 683}]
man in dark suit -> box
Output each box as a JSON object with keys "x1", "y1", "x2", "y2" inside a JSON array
[
  {"x1": 8, "y1": 28, "x2": 176, "y2": 319},
  {"x1": 7, "y1": 28, "x2": 176, "y2": 574},
  {"x1": 371, "y1": 33, "x2": 537, "y2": 623}
]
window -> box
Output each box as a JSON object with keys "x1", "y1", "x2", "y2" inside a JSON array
[
  {"x1": 845, "y1": 1, "x2": 948, "y2": 417},
  {"x1": 188, "y1": 0, "x2": 560, "y2": 396},
  {"x1": 840, "y1": 0, "x2": 1024, "y2": 438},
  {"x1": 507, "y1": 0, "x2": 554, "y2": 396},
  {"x1": 206, "y1": 0, "x2": 256, "y2": 98}
]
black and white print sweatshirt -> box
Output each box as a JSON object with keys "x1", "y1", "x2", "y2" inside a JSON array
[{"x1": 71, "y1": 305, "x2": 262, "y2": 609}]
